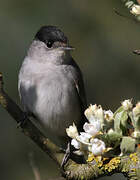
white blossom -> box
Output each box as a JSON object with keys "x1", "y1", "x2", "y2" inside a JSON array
[
  {"x1": 95, "y1": 106, "x2": 104, "y2": 119},
  {"x1": 132, "y1": 130, "x2": 140, "y2": 138},
  {"x1": 104, "y1": 110, "x2": 114, "y2": 121},
  {"x1": 131, "y1": 4, "x2": 140, "y2": 15},
  {"x1": 84, "y1": 104, "x2": 97, "y2": 120},
  {"x1": 132, "y1": 102, "x2": 140, "y2": 117},
  {"x1": 83, "y1": 121, "x2": 101, "y2": 136},
  {"x1": 90, "y1": 138, "x2": 106, "y2": 156},
  {"x1": 121, "y1": 99, "x2": 133, "y2": 110},
  {"x1": 66, "y1": 123, "x2": 79, "y2": 139},
  {"x1": 107, "y1": 128, "x2": 114, "y2": 134},
  {"x1": 71, "y1": 139, "x2": 80, "y2": 149},
  {"x1": 84, "y1": 104, "x2": 104, "y2": 124},
  {"x1": 76, "y1": 132, "x2": 92, "y2": 145},
  {"x1": 66, "y1": 99, "x2": 140, "y2": 158}
]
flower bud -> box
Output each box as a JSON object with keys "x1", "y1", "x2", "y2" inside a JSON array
[
  {"x1": 104, "y1": 110, "x2": 114, "y2": 121},
  {"x1": 90, "y1": 138, "x2": 106, "y2": 156},
  {"x1": 83, "y1": 121, "x2": 101, "y2": 136},
  {"x1": 131, "y1": 5, "x2": 140, "y2": 15},
  {"x1": 66, "y1": 123, "x2": 79, "y2": 139},
  {"x1": 71, "y1": 139, "x2": 80, "y2": 149},
  {"x1": 132, "y1": 102, "x2": 140, "y2": 117},
  {"x1": 84, "y1": 104, "x2": 97, "y2": 120},
  {"x1": 76, "y1": 132, "x2": 92, "y2": 145},
  {"x1": 121, "y1": 99, "x2": 132, "y2": 110}
]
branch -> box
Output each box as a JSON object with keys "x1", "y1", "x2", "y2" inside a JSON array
[
  {"x1": 1, "y1": 72, "x2": 140, "y2": 180},
  {"x1": 121, "y1": 0, "x2": 140, "y2": 21},
  {"x1": 0, "y1": 73, "x2": 63, "y2": 167},
  {"x1": 119, "y1": 1, "x2": 140, "y2": 55}
]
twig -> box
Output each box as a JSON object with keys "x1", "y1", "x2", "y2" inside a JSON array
[
  {"x1": 114, "y1": 8, "x2": 138, "y2": 23},
  {"x1": 114, "y1": 8, "x2": 129, "y2": 18},
  {"x1": 133, "y1": 49, "x2": 140, "y2": 55}
]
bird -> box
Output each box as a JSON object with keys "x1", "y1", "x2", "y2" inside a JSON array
[{"x1": 18, "y1": 25, "x2": 87, "y2": 153}]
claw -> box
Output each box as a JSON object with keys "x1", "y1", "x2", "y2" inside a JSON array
[{"x1": 61, "y1": 142, "x2": 72, "y2": 170}]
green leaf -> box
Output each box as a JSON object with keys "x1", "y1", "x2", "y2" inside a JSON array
[
  {"x1": 120, "y1": 136, "x2": 136, "y2": 154},
  {"x1": 107, "y1": 130, "x2": 122, "y2": 142},
  {"x1": 114, "y1": 106, "x2": 128, "y2": 135},
  {"x1": 129, "y1": 111, "x2": 140, "y2": 132},
  {"x1": 114, "y1": 106, "x2": 124, "y2": 116},
  {"x1": 120, "y1": 110, "x2": 128, "y2": 128},
  {"x1": 106, "y1": 130, "x2": 122, "y2": 147}
]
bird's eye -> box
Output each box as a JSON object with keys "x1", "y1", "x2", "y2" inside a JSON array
[{"x1": 46, "y1": 41, "x2": 53, "y2": 48}]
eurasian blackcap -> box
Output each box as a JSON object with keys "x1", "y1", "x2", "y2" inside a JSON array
[{"x1": 18, "y1": 26, "x2": 87, "y2": 149}]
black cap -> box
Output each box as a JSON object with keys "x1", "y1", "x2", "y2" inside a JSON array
[{"x1": 35, "y1": 26, "x2": 68, "y2": 44}]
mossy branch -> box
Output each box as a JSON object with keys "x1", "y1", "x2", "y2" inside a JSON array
[{"x1": 1, "y1": 72, "x2": 140, "y2": 180}]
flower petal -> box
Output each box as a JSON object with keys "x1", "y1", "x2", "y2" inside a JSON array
[
  {"x1": 76, "y1": 132, "x2": 92, "y2": 145},
  {"x1": 71, "y1": 139, "x2": 80, "y2": 149},
  {"x1": 121, "y1": 99, "x2": 132, "y2": 111},
  {"x1": 83, "y1": 122, "x2": 101, "y2": 136},
  {"x1": 90, "y1": 138, "x2": 106, "y2": 156},
  {"x1": 66, "y1": 123, "x2": 79, "y2": 138}
]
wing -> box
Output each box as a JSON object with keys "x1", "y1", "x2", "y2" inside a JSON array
[
  {"x1": 66, "y1": 58, "x2": 87, "y2": 130},
  {"x1": 69, "y1": 57, "x2": 87, "y2": 107},
  {"x1": 73, "y1": 65, "x2": 87, "y2": 111}
]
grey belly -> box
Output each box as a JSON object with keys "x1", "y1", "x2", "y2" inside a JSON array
[{"x1": 20, "y1": 77, "x2": 81, "y2": 140}]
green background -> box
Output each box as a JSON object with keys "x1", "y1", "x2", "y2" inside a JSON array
[{"x1": 0, "y1": 1, "x2": 139, "y2": 179}]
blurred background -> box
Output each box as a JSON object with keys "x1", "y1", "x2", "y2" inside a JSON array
[{"x1": 0, "y1": 0, "x2": 139, "y2": 179}]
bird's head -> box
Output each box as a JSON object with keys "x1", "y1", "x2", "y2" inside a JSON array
[{"x1": 28, "y1": 26, "x2": 74, "y2": 64}]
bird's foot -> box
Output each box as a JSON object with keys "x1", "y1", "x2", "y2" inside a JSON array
[{"x1": 61, "y1": 142, "x2": 72, "y2": 170}]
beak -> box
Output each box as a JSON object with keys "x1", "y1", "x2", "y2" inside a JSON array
[{"x1": 59, "y1": 45, "x2": 75, "y2": 51}]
